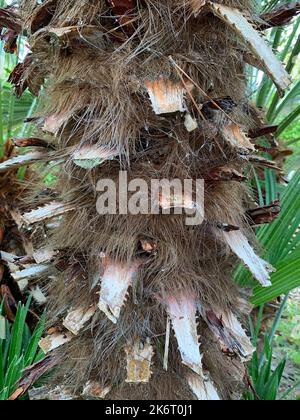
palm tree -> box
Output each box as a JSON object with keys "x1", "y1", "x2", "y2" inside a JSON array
[{"x1": 1, "y1": 0, "x2": 300, "y2": 400}]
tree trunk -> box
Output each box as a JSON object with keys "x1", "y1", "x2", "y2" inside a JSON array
[{"x1": 7, "y1": 0, "x2": 291, "y2": 399}]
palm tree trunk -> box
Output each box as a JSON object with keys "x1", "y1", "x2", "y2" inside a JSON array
[{"x1": 3, "y1": 0, "x2": 292, "y2": 399}]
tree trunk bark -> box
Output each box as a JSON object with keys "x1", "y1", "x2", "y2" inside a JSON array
[{"x1": 11, "y1": 0, "x2": 290, "y2": 400}]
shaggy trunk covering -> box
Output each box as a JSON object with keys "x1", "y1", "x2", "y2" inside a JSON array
[{"x1": 1, "y1": 0, "x2": 292, "y2": 400}]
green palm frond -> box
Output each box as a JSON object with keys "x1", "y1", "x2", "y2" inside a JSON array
[
  {"x1": 236, "y1": 171, "x2": 300, "y2": 305},
  {"x1": 238, "y1": 2, "x2": 300, "y2": 305},
  {"x1": 0, "y1": 300, "x2": 45, "y2": 400}
]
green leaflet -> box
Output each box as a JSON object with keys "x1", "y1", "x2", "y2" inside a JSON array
[
  {"x1": 235, "y1": 171, "x2": 300, "y2": 304},
  {"x1": 0, "y1": 300, "x2": 46, "y2": 400}
]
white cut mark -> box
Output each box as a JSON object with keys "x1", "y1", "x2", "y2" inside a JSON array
[
  {"x1": 184, "y1": 113, "x2": 198, "y2": 132},
  {"x1": 82, "y1": 382, "x2": 111, "y2": 399},
  {"x1": 164, "y1": 294, "x2": 203, "y2": 376},
  {"x1": 0, "y1": 151, "x2": 48, "y2": 173},
  {"x1": 98, "y1": 258, "x2": 142, "y2": 323},
  {"x1": 11, "y1": 264, "x2": 49, "y2": 281},
  {"x1": 63, "y1": 306, "x2": 96, "y2": 336},
  {"x1": 21, "y1": 202, "x2": 75, "y2": 225},
  {"x1": 125, "y1": 339, "x2": 154, "y2": 383},
  {"x1": 187, "y1": 373, "x2": 220, "y2": 401},
  {"x1": 31, "y1": 286, "x2": 47, "y2": 305},
  {"x1": 39, "y1": 332, "x2": 73, "y2": 354},
  {"x1": 222, "y1": 230, "x2": 274, "y2": 287},
  {"x1": 210, "y1": 3, "x2": 291, "y2": 94},
  {"x1": 145, "y1": 78, "x2": 192, "y2": 115},
  {"x1": 72, "y1": 144, "x2": 118, "y2": 169},
  {"x1": 223, "y1": 123, "x2": 255, "y2": 151}
]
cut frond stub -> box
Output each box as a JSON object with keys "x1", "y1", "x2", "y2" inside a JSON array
[
  {"x1": 210, "y1": 3, "x2": 292, "y2": 95},
  {"x1": 39, "y1": 332, "x2": 73, "y2": 354},
  {"x1": 98, "y1": 258, "x2": 142, "y2": 324},
  {"x1": 145, "y1": 78, "x2": 192, "y2": 115},
  {"x1": 21, "y1": 202, "x2": 75, "y2": 225},
  {"x1": 206, "y1": 165, "x2": 247, "y2": 182},
  {"x1": 33, "y1": 248, "x2": 58, "y2": 264},
  {"x1": 63, "y1": 306, "x2": 96, "y2": 336},
  {"x1": 199, "y1": 307, "x2": 254, "y2": 361},
  {"x1": 222, "y1": 123, "x2": 255, "y2": 152},
  {"x1": 13, "y1": 137, "x2": 52, "y2": 149},
  {"x1": 125, "y1": 339, "x2": 154, "y2": 384},
  {"x1": 0, "y1": 151, "x2": 48, "y2": 173},
  {"x1": 11, "y1": 264, "x2": 49, "y2": 282},
  {"x1": 247, "y1": 200, "x2": 281, "y2": 226},
  {"x1": 187, "y1": 372, "x2": 220, "y2": 401},
  {"x1": 222, "y1": 230, "x2": 274, "y2": 287},
  {"x1": 257, "y1": 2, "x2": 300, "y2": 31},
  {"x1": 163, "y1": 294, "x2": 203, "y2": 376}
]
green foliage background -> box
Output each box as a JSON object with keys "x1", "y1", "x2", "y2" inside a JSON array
[{"x1": 0, "y1": 0, "x2": 299, "y2": 401}]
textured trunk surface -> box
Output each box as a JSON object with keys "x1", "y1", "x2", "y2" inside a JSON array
[{"x1": 3, "y1": 0, "x2": 291, "y2": 400}]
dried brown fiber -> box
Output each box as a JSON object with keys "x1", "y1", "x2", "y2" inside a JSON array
[{"x1": 3, "y1": 0, "x2": 292, "y2": 399}]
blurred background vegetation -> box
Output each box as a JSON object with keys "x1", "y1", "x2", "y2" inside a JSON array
[{"x1": 0, "y1": 0, "x2": 300, "y2": 400}]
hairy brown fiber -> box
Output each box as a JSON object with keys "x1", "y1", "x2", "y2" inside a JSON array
[{"x1": 3, "y1": 0, "x2": 292, "y2": 400}]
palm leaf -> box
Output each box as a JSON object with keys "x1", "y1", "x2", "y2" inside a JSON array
[
  {"x1": 0, "y1": 300, "x2": 46, "y2": 400},
  {"x1": 235, "y1": 171, "x2": 300, "y2": 305}
]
